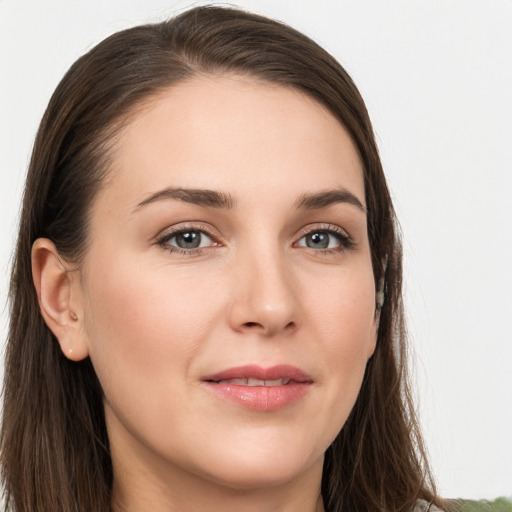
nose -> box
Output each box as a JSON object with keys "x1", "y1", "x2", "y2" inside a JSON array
[{"x1": 227, "y1": 248, "x2": 300, "y2": 337}]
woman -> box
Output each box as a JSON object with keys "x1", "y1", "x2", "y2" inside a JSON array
[{"x1": 1, "y1": 6, "x2": 445, "y2": 512}]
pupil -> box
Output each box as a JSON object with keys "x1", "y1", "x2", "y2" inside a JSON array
[
  {"x1": 177, "y1": 231, "x2": 200, "y2": 249},
  {"x1": 307, "y1": 232, "x2": 329, "y2": 249}
]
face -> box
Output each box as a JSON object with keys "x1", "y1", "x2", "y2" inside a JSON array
[{"x1": 74, "y1": 76, "x2": 377, "y2": 495}]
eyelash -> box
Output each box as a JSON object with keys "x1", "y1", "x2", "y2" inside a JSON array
[{"x1": 156, "y1": 223, "x2": 354, "y2": 256}]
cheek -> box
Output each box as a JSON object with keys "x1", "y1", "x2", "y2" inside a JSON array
[
  {"x1": 307, "y1": 263, "x2": 376, "y2": 356},
  {"x1": 303, "y1": 265, "x2": 376, "y2": 432},
  {"x1": 81, "y1": 255, "x2": 225, "y2": 405}
]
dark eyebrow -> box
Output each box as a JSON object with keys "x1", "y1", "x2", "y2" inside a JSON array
[
  {"x1": 295, "y1": 188, "x2": 366, "y2": 213},
  {"x1": 133, "y1": 187, "x2": 236, "y2": 212}
]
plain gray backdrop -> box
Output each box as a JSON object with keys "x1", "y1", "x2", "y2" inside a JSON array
[{"x1": 1, "y1": 0, "x2": 511, "y2": 500}]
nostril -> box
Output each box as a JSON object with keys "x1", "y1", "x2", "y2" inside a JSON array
[
  {"x1": 244, "y1": 322, "x2": 262, "y2": 329},
  {"x1": 241, "y1": 320, "x2": 296, "y2": 334}
]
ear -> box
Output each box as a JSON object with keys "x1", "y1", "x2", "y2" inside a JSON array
[
  {"x1": 368, "y1": 255, "x2": 388, "y2": 358},
  {"x1": 367, "y1": 270, "x2": 386, "y2": 360},
  {"x1": 31, "y1": 238, "x2": 89, "y2": 361},
  {"x1": 367, "y1": 307, "x2": 381, "y2": 360}
]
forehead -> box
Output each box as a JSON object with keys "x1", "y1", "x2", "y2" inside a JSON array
[{"x1": 101, "y1": 75, "x2": 365, "y2": 210}]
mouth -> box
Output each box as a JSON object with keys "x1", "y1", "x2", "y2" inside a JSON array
[{"x1": 201, "y1": 365, "x2": 313, "y2": 411}]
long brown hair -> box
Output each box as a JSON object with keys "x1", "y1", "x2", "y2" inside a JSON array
[{"x1": 2, "y1": 6, "x2": 441, "y2": 512}]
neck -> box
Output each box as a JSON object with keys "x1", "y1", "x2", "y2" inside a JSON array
[{"x1": 113, "y1": 486, "x2": 325, "y2": 512}]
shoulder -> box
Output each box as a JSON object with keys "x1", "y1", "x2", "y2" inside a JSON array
[{"x1": 414, "y1": 500, "x2": 445, "y2": 512}]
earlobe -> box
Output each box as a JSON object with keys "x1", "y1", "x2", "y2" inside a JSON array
[{"x1": 31, "y1": 238, "x2": 89, "y2": 361}]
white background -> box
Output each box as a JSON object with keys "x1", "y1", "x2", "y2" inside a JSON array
[{"x1": 1, "y1": 0, "x2": 511, "y2": 501}]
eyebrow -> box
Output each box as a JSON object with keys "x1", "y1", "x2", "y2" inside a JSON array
[
  {"x1": 133, "y1": 187, "x2": 236, "y2": 212},
  {"x1": 133, "y1": 186, "x2": 365, "y2": 213},
  {"x1": 295, "y1": 188, "x2": 366, "y2": 212}
]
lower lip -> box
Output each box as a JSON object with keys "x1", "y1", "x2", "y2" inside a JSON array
[{"x1": 202, "y1": 382, "x2": 311, "y2": 411}]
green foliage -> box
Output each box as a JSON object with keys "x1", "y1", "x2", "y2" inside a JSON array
[{"x1": 451, "y1": 497, "x2": 512, "y2": 512}]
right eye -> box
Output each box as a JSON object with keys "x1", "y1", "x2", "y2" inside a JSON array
[{"x1": 157, "y1": 228, "x2": 217, "y2": 253}]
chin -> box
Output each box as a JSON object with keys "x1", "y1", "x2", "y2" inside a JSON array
[
  {"x1": 206, "y1": 467, "x2": 310, "y2": 491},
  {"x1": 195, "y1": 445, "x2": 323, "y2": 491}
]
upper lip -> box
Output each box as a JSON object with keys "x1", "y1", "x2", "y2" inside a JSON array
[{"x1": 202, "y1": 364, "x2": 313, "y2": 383}]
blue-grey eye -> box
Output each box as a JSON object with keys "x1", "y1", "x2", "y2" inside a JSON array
[
  {"x1": 166, "y1": 230, "x2": 213, "y2": 250},
  {"x1": 297, "y1": 231, "x2": 342, "y2": 249}
]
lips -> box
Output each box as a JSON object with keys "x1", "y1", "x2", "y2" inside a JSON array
[{"x1": 202, "y1": 365, "x2": 313, "y2": 411}]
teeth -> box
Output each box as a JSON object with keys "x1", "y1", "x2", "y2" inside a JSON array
[
  {"x1": 218, "y1": 378, "x2": 247, "y2": 385},
  {"x1": 217, "y1": 378, "x2": 290, "y2": 386},
  {"x1": 261, "y1": 378, "x2": 290, "y2": 386}
]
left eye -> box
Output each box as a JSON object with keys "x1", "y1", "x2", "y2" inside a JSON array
[
  {"x1": 162, "y1": 229, "x2": 213, "y2": 250},
  {"x1": 296, "y1": 230, "x2": 344, "y2": 250}
]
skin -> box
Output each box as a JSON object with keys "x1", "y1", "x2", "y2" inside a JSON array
[{"x1": 33, "y1": 75, "x2": 379, "y2": 512}]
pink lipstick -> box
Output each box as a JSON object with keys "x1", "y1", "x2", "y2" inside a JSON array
[{"x1": 202, "y1": 365, "x2": 313, "y2": 411}]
